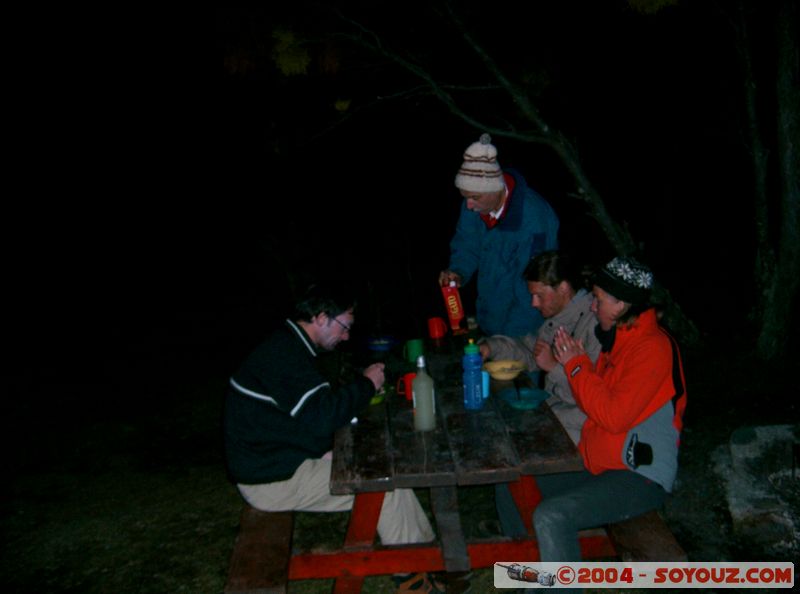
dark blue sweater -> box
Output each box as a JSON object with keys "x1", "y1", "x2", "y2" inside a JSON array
[
  {"x1": 448, "y1": 168, "x2": 559, "y2": 337},
  {"x1": 223, "y1": 320, "x2": 374, "y2": 484}
]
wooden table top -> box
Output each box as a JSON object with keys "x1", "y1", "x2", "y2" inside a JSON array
[{"x1": 331, "y1": 346, "x2": 583, "y2": 495}]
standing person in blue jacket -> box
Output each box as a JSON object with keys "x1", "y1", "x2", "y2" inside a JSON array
[
  {"x1": 439, "y1": 133, "x2": 560, "y2": 337},
  {"x1": 223, "y1": 281, "x2": 437, "y2": 574}
]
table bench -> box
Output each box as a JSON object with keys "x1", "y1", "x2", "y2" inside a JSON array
[
  {"x1": 222, "y1": 506, "x2": 686, "y2": 593},
  {"x1": 222, "y1": 500, "x2": 686, "y2": 594},
  {"x1": 224, "y1": 506, "x2": 293, "y2": 594},
  {"x1": 607, "y1": 509, "x2": 687, "y2": 562}
]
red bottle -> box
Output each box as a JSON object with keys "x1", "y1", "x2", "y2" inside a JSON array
[{"x1": 441, "y1": 282, "x2": 466, "y2": 334}]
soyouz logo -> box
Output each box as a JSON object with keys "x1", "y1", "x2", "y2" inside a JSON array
[
  {"x1": 495, "y1": 564, "x2": 555, "y2": 586},
  {"x1": 493, "y1": 562, "x2": 794, "y2": 588}
]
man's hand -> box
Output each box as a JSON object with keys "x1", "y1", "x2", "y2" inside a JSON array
[
  {"x1": 362, "y1": 363, "x2": 386, "y2": 391},
  {"x1": 533, "y1": 339, "x2": 557, "y2": 372},
  {"x1": 438, "y1": 270, "x2": 462, "y2": 287}
]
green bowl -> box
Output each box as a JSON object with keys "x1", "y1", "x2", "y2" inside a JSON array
[{"x1": 497, "y1": 387, "x2": 549, "y2": 410}]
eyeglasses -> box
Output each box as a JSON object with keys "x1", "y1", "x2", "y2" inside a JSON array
[{"x1": 331, "y1": 316, "x2": 352, "y2": 333}]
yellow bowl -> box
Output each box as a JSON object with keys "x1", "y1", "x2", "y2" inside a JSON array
[{"x1": 483, "y1": 359, "x2": 526, "y2": 381}]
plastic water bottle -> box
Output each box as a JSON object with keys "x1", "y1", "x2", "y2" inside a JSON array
[
  {"x1": 412, "y1": 355, "x2": 436, "y2": 431},
  {"x1": 462, "y1": 339, "x2": 484, "y2": 410}
]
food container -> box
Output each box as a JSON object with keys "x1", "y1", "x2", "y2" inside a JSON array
[
  {"x1": 483, "y1": 359, "x2": 526, "y2": 381},
  {"x1": 366, "y1": 336, "x2": 396, "y2": 352}
]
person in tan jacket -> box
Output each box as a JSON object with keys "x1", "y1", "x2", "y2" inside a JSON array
[
  {"x1": 480, "y1": 251, "x2": 601, "y2": 538},
  {"x1": 479, "y1": 250, "x2": 600, "y2": 444}
]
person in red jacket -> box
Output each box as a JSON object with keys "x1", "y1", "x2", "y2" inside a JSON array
[{"x1": 532, "y1": 256, "x2": 687, "y2": 564}]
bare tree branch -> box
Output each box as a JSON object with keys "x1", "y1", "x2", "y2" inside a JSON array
[
  {"x1": 443, "y1": 3, "x2": 638, "y2": 257},
  {"x1": 333, "y1": 4, "x2": 699, "y2": 343}
]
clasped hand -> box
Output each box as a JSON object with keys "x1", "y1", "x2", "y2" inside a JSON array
[
  {"x1": 552, "y1": 327, "x2": 585, "y2": 364},
  {"x1": 534, "y1": 338, "x2": 557, "y2": 372}
]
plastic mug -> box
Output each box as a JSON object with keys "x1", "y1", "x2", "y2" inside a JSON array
[
  {"x1": 427, "y1": 317, "x2": 447, "y2": 339},
  {"x1": 403, "y1": 338, "x2": 424, "y2": 363},
  {"x1": 396, "y1": 372, "x2": 417, "y2": 401}
]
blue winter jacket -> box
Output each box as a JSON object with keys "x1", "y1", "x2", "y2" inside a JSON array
[{"x1": 448, "y1": 169, "x2": 559, "y2": 337}]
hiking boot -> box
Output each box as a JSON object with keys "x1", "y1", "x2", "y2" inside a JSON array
[
  {"x1": 391, "y1": 572, "x2": 446, "y2": 593},
  {"x1": 433, "y1": 570, "x2": 473, "y2": 593},
  {"x1": 475, "y1": 518, "x2": 502, "y2": 537}
]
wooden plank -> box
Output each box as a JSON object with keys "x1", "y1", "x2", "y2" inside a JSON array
[
  {"x1": 330, "y1": 400, "x2": 394, "y2": 494},
  {"x1": 387, "y1": 389, "x2": 457, "y2": 489},
  {"x1": 497, "y1": 398, "x2": 584, "y2": 475},
  {"x1": 225, "y1": 507, "x2": 293, "y2": 594},
  {"x1": 289, "y1": 545, "x2": 447, "y2": 579},
  {"x1": 430, "y1": 486, "x2": 471, "y2": 572},
  {"x1": 439, "y1": 386, "x2": 520, "y2": 485},
  {"x1": 466, "y1": 530, "x2": 617, "y2": 567},
  {"x1": 607, "y1": 510, "x2": 687, "y2": 562},
  {"x1": 429, "y1": 348, "x2": 580, "y2": 478},
  {"x1": 288, "y1": 531, "x2": 616, "y2": 580}
]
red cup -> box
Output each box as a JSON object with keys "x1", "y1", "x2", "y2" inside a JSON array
[
  {"x1": 427, "y1": 316, "x2": 447, "y2": 339},
  {"x1": 396, "y1": 372, "x2": 417, "y2": 401}
]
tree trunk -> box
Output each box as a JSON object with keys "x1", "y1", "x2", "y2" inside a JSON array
[
  {"x1": 755, "y1": 0, "x2": 800, "y2": 359},
  {"x1": 734, "y1": 0, "x2": 775, "y2": 312}
]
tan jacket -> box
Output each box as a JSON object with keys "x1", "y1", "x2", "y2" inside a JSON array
[{"x1": 480, "y1": 290, "x2": 600, "y2": 444}]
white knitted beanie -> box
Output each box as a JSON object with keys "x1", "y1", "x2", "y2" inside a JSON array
[{"x1": 454, "y1": 133, "x2": 505, "y2": 193}]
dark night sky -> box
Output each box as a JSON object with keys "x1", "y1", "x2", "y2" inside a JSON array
[{"x1": 6, "y1": 1, "x2": 785, "y2": 431}]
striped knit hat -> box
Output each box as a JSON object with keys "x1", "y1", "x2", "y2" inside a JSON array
[{"x1": 454, "y1": 133, "x2": 505, "y2": 193}]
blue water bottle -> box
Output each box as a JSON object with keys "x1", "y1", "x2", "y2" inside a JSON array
[{"x1": 463, "y1": 339, "x2": 484, "y2": 410}]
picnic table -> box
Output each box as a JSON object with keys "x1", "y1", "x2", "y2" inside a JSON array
[
  {"x1": 290, "y1": 343, "x2": 614, "y2": 592},
  {"x1": 225, "y1": 338, "x2": 685, "y2": 594}
]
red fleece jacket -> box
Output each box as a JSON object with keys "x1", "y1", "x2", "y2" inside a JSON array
[{"x1": 564, "y1": 309, "x2": 681, "y2": 475}]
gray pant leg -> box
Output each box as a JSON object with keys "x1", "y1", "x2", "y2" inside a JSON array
[
  {"x1": 495, "y1": 470, "x2": 593, "y2": 538},
  {"x1": 533, "y1": 469, "x2": 666, "y2": 562}
]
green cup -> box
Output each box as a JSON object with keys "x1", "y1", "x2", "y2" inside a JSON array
[{"x1": 403, "y1": 338, "x2": 425, "y2": 363}]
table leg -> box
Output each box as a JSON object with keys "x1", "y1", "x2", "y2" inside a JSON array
[
  {"x1": 344, "y1": 491, "x2": 384, "y2": 548},
  {"x1": 333, "y1": 491, "x2": 385, "y2": 594},
  {"x1": 430, "y1": 486, "x2": 471, "y2": 573},
  {"x1": 508, "y1": 475, "x2": 542, "y2": 535}
]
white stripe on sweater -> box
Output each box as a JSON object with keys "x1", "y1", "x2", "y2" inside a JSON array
[
  {"x1": 229, "y1": 377, "x2": 330, "y2": 417},
  {"x1": 286, "y1": 319, "x2": 317, "y2": 356},
  {"x1": 290, "y1": 382, "x2": 330, "y2": 417},
  {"x1": 229, "y1": 377, "x2": 279, "y2": 406}
]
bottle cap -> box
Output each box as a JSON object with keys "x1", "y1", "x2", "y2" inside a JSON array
[
  {"x1": 464, "y1": 338, "x2": 479, "y2": 354},
  {"x1": 416, "y1": 355, "x2": 426, "y2": 367}
]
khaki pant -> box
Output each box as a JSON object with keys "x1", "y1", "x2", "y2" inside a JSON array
[{"x1": 238, "y1": 457, "x2": 435, "y2": 546}]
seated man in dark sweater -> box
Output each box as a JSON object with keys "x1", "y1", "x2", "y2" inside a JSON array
[{"x1": 223, "y1": 281, "x2": 434, "y2": 551}]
